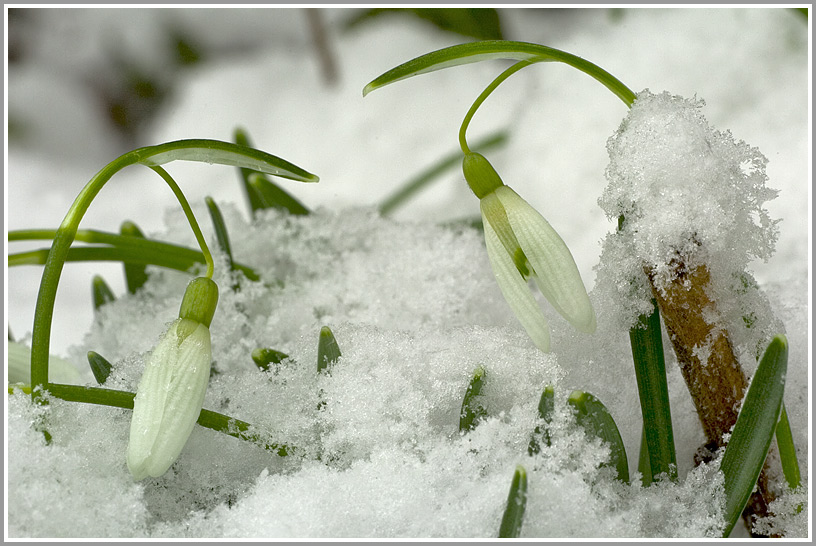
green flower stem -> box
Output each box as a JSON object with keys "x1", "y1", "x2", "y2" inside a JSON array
[
  {"x1": 148, "y1": 165, "x2": 213, "y2": 279},
  {"x1": 28, "y1": 139, "x2": 318, "y2": 402},
  {"x1": 629, "y1": 303, "x2": 677, "y2": 481},
  {"x1": 8, "y1": 229, "x2": 260, "y2": 281},
  {"x1": 459, "y1": 61, "x2": 530, "y2": 154},
  {"x1": 44, "y1": 382, "x2": 292, "y2": 457}
]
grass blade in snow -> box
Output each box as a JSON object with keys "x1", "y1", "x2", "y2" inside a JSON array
[
  {"x1": 9, "y1": 233, "x2": 260, "y2": 282},
  {"x1": 317, "y1": 326, "x2": 341, "y2": 374},
  {"x1": 120, "y1": 221, "x2": 148, "y2": 293},
  {"x1": 249, "y1": 173, "x2": 310, "y2": 216},
  {"x1": 776, "y1": 404, "x2": 801, "y2": 489},
  {"x1": 233, "y1": 128, "x2": 266, "y2": 214},
  {"x1": 87, "y1": 351, "x2": 112, "y2": 385},
  {"x1": 205, "y1": 197, "x2": 234, "y2": 268},
  {"x1": 459, "y1": 365, "x2": 487, "y2": 432},
  {"x1": 252, "y1": 348, "x2": 290, "y2": 372},
  {"x1": 629, "y1": 303, "x2": 677, "y2": 481},
  {"x1": 498, "y1": 465, "x2": 527, "y2": 538},
  {"x1": 528, "y1": 384, "x2": 554, "y2": 455},
  {"x1": 233, "y1": 128, "x2": 310, "y2": 216},
  {"x1": 719, "y1": 334, "x2": 788, "y2": 537},
  {"x1": 363, "y1": 40, "x2": 635, "y2": 106},
  {"x1": 44, "y1": 382, "x2": 291, "y2": 457},
  {"x1": 91, "y1": 275, "x2": 116, "y2": 310},
  {"x1": 568, "y1": 390, "x2": 629, "y2": 483}
]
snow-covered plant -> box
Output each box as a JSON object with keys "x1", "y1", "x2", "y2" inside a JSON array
[
  {"x1": 363, "y1": 40, "x2": 801, "y2": 537},
  {"x1": 7, "y1": 39, "x2": 804, "y2": 539}
]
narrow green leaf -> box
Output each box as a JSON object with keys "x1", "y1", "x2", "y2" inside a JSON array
[
  {"x1": 459, "y1": 365, "x2": 487, "y2": 432},
  {"x1": 87, "y1": 351, "x2": 112, "y2": 385},
  {"x1": 638, "y1": 424, "x2": 653, "y2": 486},
  {"x1": 629, "y1": 303, "x2": 677, "y2": 481},
  {"x1": 776, "y1": 403, "x2": 801, "y2": 489},
  {"x1": 135, "y1": 138, "x2": 319, "y2": 183},
  {"x1": 233, "y1": 128, "x2": 266, "y2": 215},
  {"x1": 252, "y1": 348, "x2": 289, "y2": 372},
  {"x1": 44, "y1": 382, "x2": 291, "y2": 457},
  {"x1": 528, "y1": 384, "x2": 554, "y2": 455},
  {"x1": 91, "y1": 275, "x2": 116, "y2": 310},
  {"x1": 204, "y1": 196, "x2": 234, "y2": 268},
  {"x1": 363, "y1": 40, "x2": 635, "y2": 107},
  {"x1": 720, "y1": 334, "x2": 788, "y2": 537},
  {"x1": 379, "y1": 130, "x2": 507, "y2": 216},
  {"x1": 119, "y1": 221, "x2": 148, "y2": 293},
  {"x1": 249, "y1": 173, "x2": 310, "y2": 216},
  {"x1": 498, "y1": 465, "x2": 527, "y2": 538},
  {"x1": 317, "y1": 326, "x2": 341, "y2": 374},
  {"x1": 9, "y1": 230, "x2": 259, "y2": 282},
  {"x1": 568, "y1": 390, "x2": 629, "y2": 483}
]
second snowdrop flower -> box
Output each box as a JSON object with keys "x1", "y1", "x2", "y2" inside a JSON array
[
  {"x1": 463, "y1": 152, "x2": 596, "y2": 352},
  {"x1": 127, "y1": 276, "x2": 219, "y2": 481}
]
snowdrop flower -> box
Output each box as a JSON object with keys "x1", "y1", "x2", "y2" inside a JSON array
[
  {"x1": 463, "y1": 152, "x2": 596, "y2": 351},
  {"x1": 127, "y1": 276, "x2": 218, "y2": 481}
]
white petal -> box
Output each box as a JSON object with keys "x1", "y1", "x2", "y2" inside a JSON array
[
  {"x1": 481, "y1": 203, "x2": 551, "y2": 352},
  {"x1": 127, "y1": 319, "x2": 212, "y2": 480},
  {"x1": 496, "y1": 186, "x2": 596, "y2": 334}
]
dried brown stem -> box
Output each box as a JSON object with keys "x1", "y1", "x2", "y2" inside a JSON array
[{"x1": 646, "y1": 259, "x2": 780, "y2": 536}]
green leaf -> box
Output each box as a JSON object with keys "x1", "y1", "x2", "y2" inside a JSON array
[
  {"x1": 317, "y1": 326, "x2": 341, "y2": 374},
  {"x1": 498, "y1": 465, "x2": 527, "y2": 538},
  {"x1": 629, "y1": 303, "x2": 677, "y2": 481},
  {"x1": 776, "y1": 403, "x2": 801, "y2": 490},
  {"x1": 528, "y1": 384, "x2": 554, "y2": 455},
  {"x1": 44, "y1": 382, "x2": 291, "y2": 457},
  {"x1": 363, "y1": 40, "x2": 635, "y2": 107},
  {"x1": 637, "y1": 424, "x2": 653, "y2": 486},
  {"x1": 459, "y1": 365, "x2": 487, "y2": 432},
  {"x1": 91, "y1": 275, "x2": 116, "y2": 310},
  {"x1": 135, "y1": 139, "x2": 319, "y2": 182},
  {"x1": 204, "y1": 196, "x2": 234, "y2": 268},
  {"x1": 87, "y1": 351, "x2": 112, "y2": 385},
  {"x1": 119, "y1": 221, "x2": 148, "y2": 293},
  {"x1": 720, "y1": 334, "x2": 788, "y2": 537},
  {"x1": 568, "y1": 390, "x2": 629, "y2": 483},
  {"x1": 249, "y1": 173, "x2": 310, "y2": 216},
  {"x1": 8, "y1": 228, "x2": 260, "y2": 282},
  {"x1": 379, "y1": 130, "x2": 507, "y2": 216},
  {"x1": 233, "y1": 128, "x2": 267, "y2": 215},
  {"x1": 252, "y1": 348, "x2": 289, "y2": 372}
]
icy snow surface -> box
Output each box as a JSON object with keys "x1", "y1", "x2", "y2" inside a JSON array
[{"x1": 5, "y1": 7, "x2": 810, "y2": 539}]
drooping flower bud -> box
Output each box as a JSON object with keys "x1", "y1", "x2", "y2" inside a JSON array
[
  {"x1": 127, "y1": 276, "x2": 218, "y2": 481},
  {"x1": 466, "y1": 153, "x2": 596, "y2": 351}
]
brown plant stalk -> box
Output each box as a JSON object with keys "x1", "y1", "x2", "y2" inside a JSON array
[{"x1": 646, "y1": 259, "x2": 781, "y2": 536}]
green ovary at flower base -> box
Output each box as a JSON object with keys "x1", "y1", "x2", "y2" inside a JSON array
[
  {"x1": 127, "y1": 276, "x2": 218, "y2": 481},
  {"x1": 464, "y1": 152, "x2": 596, "y2": 352}
]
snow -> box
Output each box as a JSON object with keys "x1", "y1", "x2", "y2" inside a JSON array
[{"x1": 5, "y1": 6, "x2": 810, "y2": 539}]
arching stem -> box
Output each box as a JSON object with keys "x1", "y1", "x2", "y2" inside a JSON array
[{"x1": 459, "y1": 60, "x2": 532, "y2": 155}]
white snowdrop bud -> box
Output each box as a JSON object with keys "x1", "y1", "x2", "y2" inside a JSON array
[
  {"x1": 127, "y1": 277, "x2": 218, "y2": 481},
  {"x1": 466, "y1": 154, "x2": 596, "y2": 352}
]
